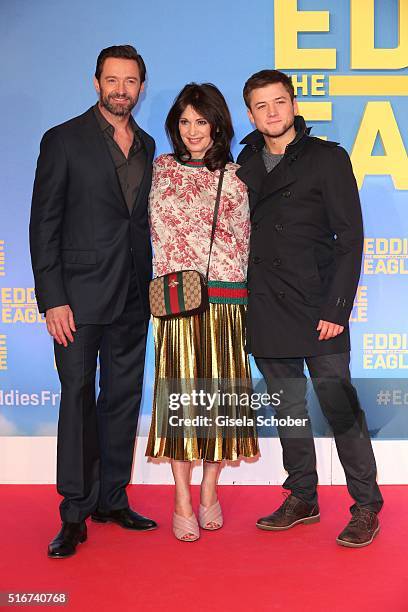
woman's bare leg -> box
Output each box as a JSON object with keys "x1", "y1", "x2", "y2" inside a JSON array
[
  {"x1": 200, "y1": 461, "x2": 221, "y2": 528},
  {"x1": 171, "y1": 460, "x2": 196, "y2": 540}
]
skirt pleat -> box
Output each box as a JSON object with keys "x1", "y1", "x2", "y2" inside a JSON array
[{"x1": 146, "y1": 304, "x2": 259, "y2": 461}]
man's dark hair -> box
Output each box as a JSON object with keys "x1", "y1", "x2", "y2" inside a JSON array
[
  {"x1": 95, "y1": 45, "x2": 146, "y2": 83},
  {"x1": 243, "y1": 69, "x2": 295, "y2": 108},
  {"x1": 165, "y1": 83, "x2": 234, "y2": 171}
]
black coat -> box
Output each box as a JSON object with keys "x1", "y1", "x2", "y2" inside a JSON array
[
  {"x1": 30, "y1": 107, "x2": 155, "y2": 323},
  {"x1": 236, "y1": 116, "x2": 363, "y2": 358}
]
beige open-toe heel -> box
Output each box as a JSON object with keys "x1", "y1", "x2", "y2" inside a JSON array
[
  {"x1": 199, "y1": 500, "x2": 223, "y2": 530},
  {"x1": 173, "y1": 512, "x2": 200, "y2": 542}
]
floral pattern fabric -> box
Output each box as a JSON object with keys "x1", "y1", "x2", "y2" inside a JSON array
[{"x1": 148, "y1": 154, "x2": 250, "y2": 282}]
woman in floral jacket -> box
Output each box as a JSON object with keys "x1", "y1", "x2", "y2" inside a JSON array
[{"x1": 146, "y1": 83, "x2": 258, "y2": 541}]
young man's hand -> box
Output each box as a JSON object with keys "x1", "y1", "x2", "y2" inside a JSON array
[
  {"x1": 45, "y1": 305, "x2": 76, "y2": 347},
  {"x1": 317, "y1": 320, "x2": 344, "y2": 341}
]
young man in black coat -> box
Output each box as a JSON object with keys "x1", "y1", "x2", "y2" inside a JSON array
[
  {"x1": 236, "y1": 70, "x2": 383, "y2": 547},
  {"x1": 30, "y1": 46, "x2": 157, "y2": 558}
]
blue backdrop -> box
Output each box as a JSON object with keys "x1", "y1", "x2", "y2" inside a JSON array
[{"x1": 0, "y1": 0, "x2": 407, "y2": 438}]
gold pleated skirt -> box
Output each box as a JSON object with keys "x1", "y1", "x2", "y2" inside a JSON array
[{"x1": 145, "y1": 304, "x2": 259, "y2": 461}]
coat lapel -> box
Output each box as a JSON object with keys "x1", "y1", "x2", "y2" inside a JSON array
[
  {"x1": 236, "y1": 152, "x2": 267, "y2": 211},
  {"x1": 237, "y1": 148, "x2": 297, "y2": 219},
  {"x1": 252, "y1": 159, "x2": 297, "y2": 222},
  {"x1": 238, "y1": 117, "x2": 309, "y2": 220},
  {"x1": 259, "y1": 157, "x2": 297, "y2": 200}
]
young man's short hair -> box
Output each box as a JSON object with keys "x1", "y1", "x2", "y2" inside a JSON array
[{"x1": 243, "y1": 70, "x2": 295, "y2": 108}]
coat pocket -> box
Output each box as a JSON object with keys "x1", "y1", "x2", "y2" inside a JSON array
[
  {"x1": 297, "y1": 251, "x2": 324, "y2": 304},
  {"x1": 61, "y1": 249, "x2": 97, "y2": 265},
  {"x1": 297, "y1": 251, "x2": 320, "y2": 283}
]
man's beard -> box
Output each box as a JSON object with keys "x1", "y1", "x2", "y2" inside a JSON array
[
  {"x1": 100, "y1": 90, "x2": 138, "y2": 117},
  {"x1": 261, "y1": 117, "x2": 295, "y2": 139}
]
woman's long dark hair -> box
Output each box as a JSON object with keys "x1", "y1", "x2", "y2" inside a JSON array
[{"x1": 165, "y1": 83, "x2": 234, "y2": 171}]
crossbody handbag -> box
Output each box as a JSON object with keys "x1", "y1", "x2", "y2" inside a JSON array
[{"x1": 149, "y1": 168, "x2": 225, "y2": 319}]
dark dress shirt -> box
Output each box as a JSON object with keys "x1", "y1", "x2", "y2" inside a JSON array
[{"x1": 93, "y1": 103, "x2": 146, "y2": 213}]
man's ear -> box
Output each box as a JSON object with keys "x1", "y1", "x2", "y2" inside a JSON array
[
  {"x1": 247, "y1": 107, "x2": 255, "y2": 125},
  {"x1": 93, "y1": 76, "x2": 100, "y2": 95},
  {"x1": 293, "y1": 98, "x2": 299, "y2": 115},
  {"x1": 140, "y1": 82, "x2": 145, "y2": 94}
]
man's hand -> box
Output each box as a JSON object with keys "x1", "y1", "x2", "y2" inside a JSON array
[
  {"x1": 317, "y1": 319, "x2": 344, "y2": 341},
  {"x1": 45, "y1": 305, "x2": 76, "y2": 347}
]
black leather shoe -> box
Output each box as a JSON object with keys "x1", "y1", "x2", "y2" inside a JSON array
[
  {"x1": 91, "y1": 507, "x2": 157, "y2": 531},
  {"x1": 48, "y1": 521, "x2": 87, "y2": 558},
  {"x1": 336, "y1": 506, "x2": 379, "y2": 548},
  {"x1": 256, "y1": 494, "x2": 320, "y2": 531}
]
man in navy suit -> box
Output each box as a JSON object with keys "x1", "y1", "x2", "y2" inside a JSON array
[{"x1": 30, "y1": 45, "x2": 157, "y2": 558}]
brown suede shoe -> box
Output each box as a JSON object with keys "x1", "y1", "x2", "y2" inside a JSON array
[
  {"x1": 336, "y1": 507, "x2": 379, "y2": 548},
  {"x1": 256, "y1": 494, "x2": 320, "y2": 531}
]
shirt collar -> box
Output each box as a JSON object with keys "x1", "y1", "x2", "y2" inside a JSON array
[{"x1": 93, "y1": 103, "x2": 140, "y2": 136}]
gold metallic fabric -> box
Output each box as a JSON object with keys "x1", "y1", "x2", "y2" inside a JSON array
[{"x1": 146, "y1": 304, "x2": 259, "y2": 461}]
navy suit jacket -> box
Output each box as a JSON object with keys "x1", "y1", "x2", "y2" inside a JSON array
[{"x1": 30, "y1": 107, "x2": 155, "y2": 323}]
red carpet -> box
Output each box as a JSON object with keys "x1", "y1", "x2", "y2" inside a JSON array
[{"x1": 0, "y1": 485, "x2": 407, "y2": 611}]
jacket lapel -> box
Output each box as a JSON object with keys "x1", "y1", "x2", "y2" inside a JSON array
[
  {"x1": 131, "y1": 130, "x2": 154, "y2": 215},
  {"x1": 81, "y1": 108, "x2": 130, "y2": 216}
]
